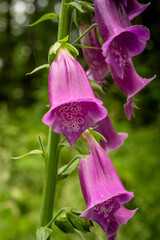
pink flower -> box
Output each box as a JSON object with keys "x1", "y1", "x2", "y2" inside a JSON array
[
  {"x1": 42, "y1": 48, "x2": 107, "y2": 146},
  {"x1": 78, "y1": 131, "x2": 136, "y2": 239},
  {"x1": 95, "y1": 115, "x2": 128, "y2": 152}
]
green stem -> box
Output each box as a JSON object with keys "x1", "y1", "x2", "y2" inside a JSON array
[
  {"x1": 39, "y1": 0, "x2": 72, "y2": 236},
  {"x1": 58, "y1": 0, "x2": 72, "y2": 40},
  {"x1": 39, "y1": 128, "x2": 60, "y2": 227},
  {"x1": 72, "y1": 23, "x2": 97, "y2": 45}
]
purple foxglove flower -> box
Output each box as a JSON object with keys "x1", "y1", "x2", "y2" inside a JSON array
[
  {"x1": 42, "y1": 48, "x2": 107, "y2": 146},
  {"x1": 109, "y1": 58, "x2": 155, "y2": 119},
  {"x1": 95, "y1": 115, "x2": 128, "y2": 152},
  {"x1": 78, "y1": 132, "x2": 136, "y2": 239},
  {"x1": 94, "y1": 0, "x2": 131, "y2": 42},
  {"x1": 119, "y1": 0, "x2": 150, "y2": 20},
  {"x1": 94, "y1": 0, "x2": 155, "y2": 119},
  {"x1": 79, "y1": 21, "x2": 109, "y2": 86}
]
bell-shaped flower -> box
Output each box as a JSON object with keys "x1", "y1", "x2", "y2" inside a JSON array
[
  {"x1": 95, "y1": 115, "x2": 128, "y2": 152},
  {"x1": 94, "y1": 0, "x2": 155, "y2": 119},
  {"x1": 79, "y1": 20, "x2": 109, "y2": 86},
  {"x1": 42, "y1": 47, "x2": 107, "y2": 146},
  {"x1": 109, "y1": 58, "x2": 155, "y2": 119},
  {"x1": 78, "y1": 131, "x2": 136, "y2": 239},
  {"x1": 119, "y1": 0, "x2": 150, "y2": 20}
]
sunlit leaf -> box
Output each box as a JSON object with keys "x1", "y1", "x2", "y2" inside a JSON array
[
  {"x1": 29, "y1": 13, "x2": 59, "y2": 27},
  {"x1": 89, "y1": 128, "x2": 107, "y2": 144},
  {"x1": 26, "y1": 64, "x2": 49, "y2": 75},
  {"x1": 11, "y1": 150, "x2": 43, "y2": 160}
]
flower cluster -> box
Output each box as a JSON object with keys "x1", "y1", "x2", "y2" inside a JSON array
[
  {"x1": 80, "y1": 0, "x2": 155, "y2": 119},
  {"x1": 42, "y1": 1, "x2": 154, "y2": 239}
]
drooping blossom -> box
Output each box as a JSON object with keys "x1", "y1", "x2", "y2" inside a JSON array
[
  {"x1": 119, "y1": 0, "x2": 150, "y2": 20},
  {"x1": 42, "y1": 47, "x2": 107, "y2": 146},
  {"x1": 95, "y1": 115, "x2": 128, "y2": 152},
  {"x1": 78, "y1": 131, "x2": 137, "y2": 239},
  {"x1": 94, "y1": 0, "x2": 155, "y2": 119},
  {"x1": 79, "y1": 20, "x2": 109, "y2": 86}
]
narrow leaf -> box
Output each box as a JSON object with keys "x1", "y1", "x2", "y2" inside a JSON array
[
  {"x1": 26, "y1": 64, "x2": 49, "y2": 75},
  {"x1": 57, "y1": 156, "x2": 81, "y2": 181},
  {"x1": 11, "y1": 150, "x2": 43, "y2": 160},
  {"x1": 36, "y1": 227, "x2": 53, "y2": 240},
  {"x1": 29, "y1": 13, "x2": 59, "y2": 27},
  {"x1": 89, "y1": 128, "x2": 107, "y2": 144},
  {"x1": 75, "y1": 44, "x2": 101, "y2": 50}
]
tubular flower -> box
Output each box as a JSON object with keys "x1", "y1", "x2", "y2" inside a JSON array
[
  {"x1": 94, "y1": 0, "x2": 155, "y2": 119},
  {"x1": 119, "y1": 0, "x2": 150, "y2": 20},
  {"x1": 42, "y1": 47, "x2": 107, "y2": 146},
  {"x1": 95, "y1": 115, "x2": 128, "y2": 152},
  {"x1": 79, "y1": 20, "x2": 109, "y2": 86},
  {"x1": 78, "y1": 131, "x2": 136, "y2": 239}
]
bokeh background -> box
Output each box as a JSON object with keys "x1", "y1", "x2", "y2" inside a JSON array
[{"x1": 0, "y1": 0, "x2": 160, "y2": 239}]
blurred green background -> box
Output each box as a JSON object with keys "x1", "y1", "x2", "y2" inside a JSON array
[{"x1": 0, "y1": 0, "x2": 160, "y2": 239}]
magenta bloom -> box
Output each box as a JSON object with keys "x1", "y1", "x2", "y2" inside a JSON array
[
  {"x1": 42, "y1": 48, "x2": 107, "y2": 146},
  {"x1": 94, "y1": 0, "x2": 155, "y2": 119},
  {"x1": 78, "y1": 132, "x2": 136, "y2": 239},
  {"x1": 79, "y1": 20, "x2": 109, "y2": 86},
  {"x1": 119, "y1": 0, "x2": 150, "y2": 20},
  {"x1": 95, "y1": 115, "x2": 128, "y2": 152}
]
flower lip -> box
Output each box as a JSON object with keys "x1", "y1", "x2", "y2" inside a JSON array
[
  {"x1": 81, "y1": 192, "x2": 134, "y2": 218},
  {"x1": 42, "y1": 98, "x2": 107, "y2": 147}
]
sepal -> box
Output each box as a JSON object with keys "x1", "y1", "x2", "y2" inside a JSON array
[
  {"x1": 48, "y1": 39, "x2": 79, "y2": 65},
  {"x1": 54, "y1": 217, "x2": 75, "y2": 233}
]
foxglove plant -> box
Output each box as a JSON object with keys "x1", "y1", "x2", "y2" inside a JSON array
[
  {"x1": 21, "y1": 0, "x2": 154, "y2": 239},
  {"x1": 79, "y1": 130, "x2": 137, "y2": 239}
]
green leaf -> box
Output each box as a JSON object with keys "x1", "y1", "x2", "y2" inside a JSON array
[
  {"x1": 36, "y1": 227, "x2": 53, "y2": 240},
  {"x1": 89, "y1": 128, "x2": 107, "y2": 144},
  {"x1": 67, "y1": 2, "x2": 85, "y2": 13},
  {"x1": 89, "y1": 80, "x2": 105, "y2": 95},
  {"x1": 26, "y1": 64, "x2": 49, "y2": 75},
  {"x1": 57, "y1": 155, "x2": 81, "y2": 181},
  {"x1": 78, "y1": 1, "x2": 94, "y2": 12},
  {"x1": 11, "y1": 150, "x2": 43, "y2": 160},
  {"x1": 29, "y1": 13, "x2": 59, "y2": 27}
]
